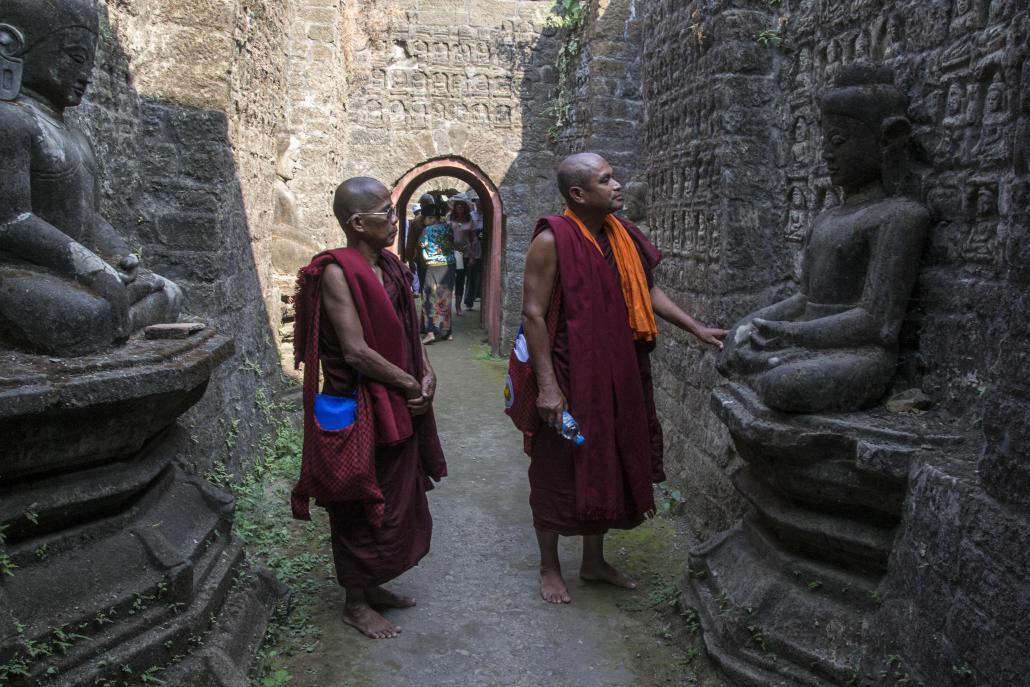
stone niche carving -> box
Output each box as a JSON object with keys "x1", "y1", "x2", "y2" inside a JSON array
[
  {"x1": 685, "y1": 64, "x2": 963, "y2": 687},
  {"x1": 271, "y1": 133, "x2": 318, "y2": 277},
  {"x1": 0, "y1": 0, "x2": 182, "y2": 357},
  {"x1": 0, "y1": 2, "x2": 281, "y2": 684},
  {"x1": 719, "y1": 64, "x2": 929, "y2": 413}
]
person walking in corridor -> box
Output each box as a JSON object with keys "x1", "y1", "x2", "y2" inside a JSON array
[
  {"x1": 291, "y1": 177, "x2": 447, "y2": 638},
  {"x1": 520, "y1": 153, "x2": 727, "y2": 603},
  {"x1": 419, "y1": 199, "x2": 456, "y2": 344}
]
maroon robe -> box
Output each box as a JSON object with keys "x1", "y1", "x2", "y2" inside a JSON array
[
  {"x1": 529, "y1": 215, "x2": 664, "y2": 536},
  {"x1": 293, "y1": 247, "x2": 446, "y2": 587}
]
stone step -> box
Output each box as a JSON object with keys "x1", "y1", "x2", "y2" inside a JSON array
[
  {"x1": 740, "y1": 516, "x2": 880, "y2": 606},
  {"x1": 685, "y1": 522, "x2": 883, "y2": 687},
  {"x1": 0, "y1": 427, "x2": 182, "y2": 544},
  {"x1": 0, "y1": 467, "x2": 236, "y2": 674},
  {"x1": 734, "y1": 467, "x2": 896, "y2": 574}
]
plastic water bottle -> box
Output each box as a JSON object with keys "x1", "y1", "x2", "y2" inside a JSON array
[{"x1": 556, "y1": 410, "x2": 586, "y2": 445}]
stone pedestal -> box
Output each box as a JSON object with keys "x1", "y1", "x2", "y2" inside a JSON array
[
  {"x1": 684, "y1": 382, "x2": 964, "y2": 686},
  {"x1": 0, "y1": 330, "x2": 282, "y2": 686}
]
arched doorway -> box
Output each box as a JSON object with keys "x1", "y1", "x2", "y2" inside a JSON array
[{"x1": 392, "y1": 156, "x2": 504, "y2": 354}]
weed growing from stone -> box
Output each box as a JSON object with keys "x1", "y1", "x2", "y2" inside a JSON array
[
  {"x1": 545, "y1": 0, "x2": 587, "y2": 142},
  {"x1": 213, "y1": 398, "x2": 338, "y2": 686},
  {"x1": 0, "y1": 525, "x2": 16, "y2": 577}
]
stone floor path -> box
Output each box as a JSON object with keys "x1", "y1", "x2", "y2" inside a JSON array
[{"x1": 280, "y1": 313, "x2": 729, "y2": 687}]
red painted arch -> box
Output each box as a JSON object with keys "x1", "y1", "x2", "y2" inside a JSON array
[{"x1": 391, "y1": 157, "x2": 504, "y2": 354}]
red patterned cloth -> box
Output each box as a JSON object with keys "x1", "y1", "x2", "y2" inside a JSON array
[{"x1": 291, "y1": 247, "x2": 446, "y2": 525}]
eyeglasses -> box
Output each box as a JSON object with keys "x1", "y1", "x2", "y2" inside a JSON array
[{"x1": 350, "y1": 205, "x2": 397, "y2": 222}]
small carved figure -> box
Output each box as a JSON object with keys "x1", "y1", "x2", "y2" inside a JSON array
[
  {"x1": 980, "y1": 0, "x2": 1013, "y2": 52},
  {"x1": 826, "y1": 39, "x2": 842, "y2": 67},
  {"x1": 950, "y1": 0, "x2": 978, "y2": 34},
  {"x1": 853, "y1": 31, "x2": 871, "y2": 60},
  {"x1": 795, "y1": 47, "x2": 813, "y2": 89},
  {"x1": 0, "y1": 0, "x2": 182, "y2": 356},
  {"x1": 718, "y1": 64, "x2": 930, "y2": 412},
  {"x1": 792, "y1": 116, "x2": 811, "y2": 164},
  {"x1": 974, "y1": 72, "x2": 1010, "y2": 158},
  {"x1": 964, "y1": 184, "x2": 999, "y2": 262},
  {"x1": 943, "y1": 82, "x2": 965, "y2": 124},
  {"x1": 786, "y1": 186, "x2": 809, "y2": 241},
  {"x1": 273, "y1": 135, "x2": 301, "y2": 228},
  {"x1": 885, "y1": 15, "x2": 905, "y2": 57}
]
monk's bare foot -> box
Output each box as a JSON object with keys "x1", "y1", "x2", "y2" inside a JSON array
[
  {"x1": 540, "y1": 567, "x2": 571, "y2": 604},
  {"x1": 365, "y1": 586, "x2": 416, "y2": 609},
  {"x1": 342, "y1": 602, "x2": 401, "y2": 639},
  {"x1": 580, "y1": 561, "x2": 637, "y2": 589}
]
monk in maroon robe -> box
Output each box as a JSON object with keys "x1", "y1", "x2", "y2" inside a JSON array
[
  {"x1": 521, "y1": 153, "x2": 727, "y2": 603},
  {"x1": 292, "y1": 177, "x2": 446, "y2": 638}
]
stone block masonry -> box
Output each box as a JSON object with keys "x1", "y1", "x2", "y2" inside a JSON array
[
  {"x1": 74, "y1": 0, "x2": 290, "y2": 474},
  {"x1": 638, "y1": 0, "x2": 1030, "y2": 683},
  {"x1": 283, "y1": 0, "x2": 562, "y2": 348}
]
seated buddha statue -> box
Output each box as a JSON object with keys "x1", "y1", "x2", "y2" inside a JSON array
[
  {"x1": 0, "y1": 0, "x2": 182, "y2": 357},
  {"x1": 718, "y1": 63, "x2": 929, "y2": 413}
]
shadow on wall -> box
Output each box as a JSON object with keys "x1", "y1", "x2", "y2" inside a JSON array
[
  {"x1": 494, "y1": 22, "x2": 564, "y2": 348},
  {"x1": 74, "y1": 3, "x2": 283, "y2": 474}
]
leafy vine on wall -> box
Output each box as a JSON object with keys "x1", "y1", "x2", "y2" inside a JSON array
[{"x1": 545, "y1": 0, "x2": 587, "y2": 142}]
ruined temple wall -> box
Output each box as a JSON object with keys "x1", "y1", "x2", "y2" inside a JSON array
[
  {"x1": 640, "y1": 0, "x2": 791, "y2": 535},
  {"x1": 76, "y1": 0, "x2": 290, "y2": 472},
  {"x1": 640, "y1": 0, "x2": 1029, "y2": 682},
  {"x1": 640, "y1": 0, "x2": 1029, "y2": 528},
  {"x1": 280, "y1": 0, "x2": 561, "y2": 346},
  {"x1": 276, "y1": 0, "x2": 350, "y2": 273},
  {"x1": 553, "y1": 0, "x2": 646, "y2": 190}
]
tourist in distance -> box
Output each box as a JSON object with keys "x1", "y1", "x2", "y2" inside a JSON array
[
  {"x1": 418, "y1": 198, "x2": 456, "y2": 344},
  {"x1": 291, "y1": 177, "x2": 447, "y2": 638},
  {"x1": 404, "y1": 192, "x2": 436, "y2": 295},
  {"x1": 448, "y1": 193, "x2": 476, "y2": 315},
  {"x1": 519, "y1": 153, "x2": 728, "y2": 603},
  {"x1": 463, "y1": 196, "x2": 484, "y2": 312}
]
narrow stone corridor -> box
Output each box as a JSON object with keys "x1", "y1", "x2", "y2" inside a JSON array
[{"x1": 279, "y1": 315, "x2": 727, "y2": 687}]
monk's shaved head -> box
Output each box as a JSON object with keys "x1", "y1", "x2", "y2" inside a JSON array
[
  {"x1": 557, "y1": 153, "x2": 607, "y2": 201},
  {"x1": 333, "y1": 176, "x2": 390, "y2": 228}
]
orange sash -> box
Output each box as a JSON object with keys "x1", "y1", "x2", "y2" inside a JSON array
[{"x1": 563, "y1": 209, "x2": 658, "y2": 342}]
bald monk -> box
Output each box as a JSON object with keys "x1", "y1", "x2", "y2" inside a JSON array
[
  {"x1": 292, "y1": 177, "x2": 447, "y2": 638},
  {"x1": 521, "y1": 153, "x2": 727, "y2": 603}
]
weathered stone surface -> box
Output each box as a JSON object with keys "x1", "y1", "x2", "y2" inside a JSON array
[
  {"x1": 636, "y1": 0, "x2": 1030, "y2": 683},
  {"x1": 282, "y1": 0, "x2": 560, "y2": 350},
  {"x1": 0, "y1": 332, "x2": 281, "y2": 686},
  {"x1": 0, "y1": 0, "x2": 184, "y2": 357},
  {"x1": 68, "y1": 0, "x2": 288, "y2": 471},
  {"x1": 146, "y1": 322, "x2": 207, "y2": 339},
  {"x1": 886, "y1": 388, "x2": 932, "y2": 414},
  {"x1": 686, "y1": 382, "x2": 969, "y2": 686}
]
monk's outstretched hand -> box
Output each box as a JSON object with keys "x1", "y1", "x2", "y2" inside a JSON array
[
  {"x1": 696, "y1": 326, "x2": 729, "y2": 349},
  {"x1": 536, "y1": 385, "x2": 567, "y2": 429}
]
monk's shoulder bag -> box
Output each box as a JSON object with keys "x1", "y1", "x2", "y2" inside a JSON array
[{"x1": 503, "y1": 280, "x2": 561, "y2": 440}]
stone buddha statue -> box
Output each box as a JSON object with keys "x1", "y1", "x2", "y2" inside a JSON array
[
  {"x1": 718, "y1": 64, "x2": 929, "y2": 412},
  {"x1": 0, "y1": 0, "x2": 182, "y2": 357}
]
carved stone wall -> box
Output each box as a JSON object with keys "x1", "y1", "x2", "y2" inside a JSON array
[
  {"x1": 553, "y1": 0, "x2": 646, "y2": 204},
  {"x1": 73, "y1": 0, "x2": 289, "y2": 473},
  {"x1": 280, "y1": 0, "x2": 560, "y2": 347},
  {"x1": 640, "y1": 0, "x2": 1029, "y2": 683}
]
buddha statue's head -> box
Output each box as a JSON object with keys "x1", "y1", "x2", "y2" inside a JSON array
[
  {"x1": 818, "y1": 63, "x2": 911, "y2": 194},
  {"x1": 2, "y1": 0, "x2": 99, "y2": 108}
]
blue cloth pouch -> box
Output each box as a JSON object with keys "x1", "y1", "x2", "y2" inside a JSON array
[{"x1": 314, "y1": 393, "x2": 358, "y2": 430}]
